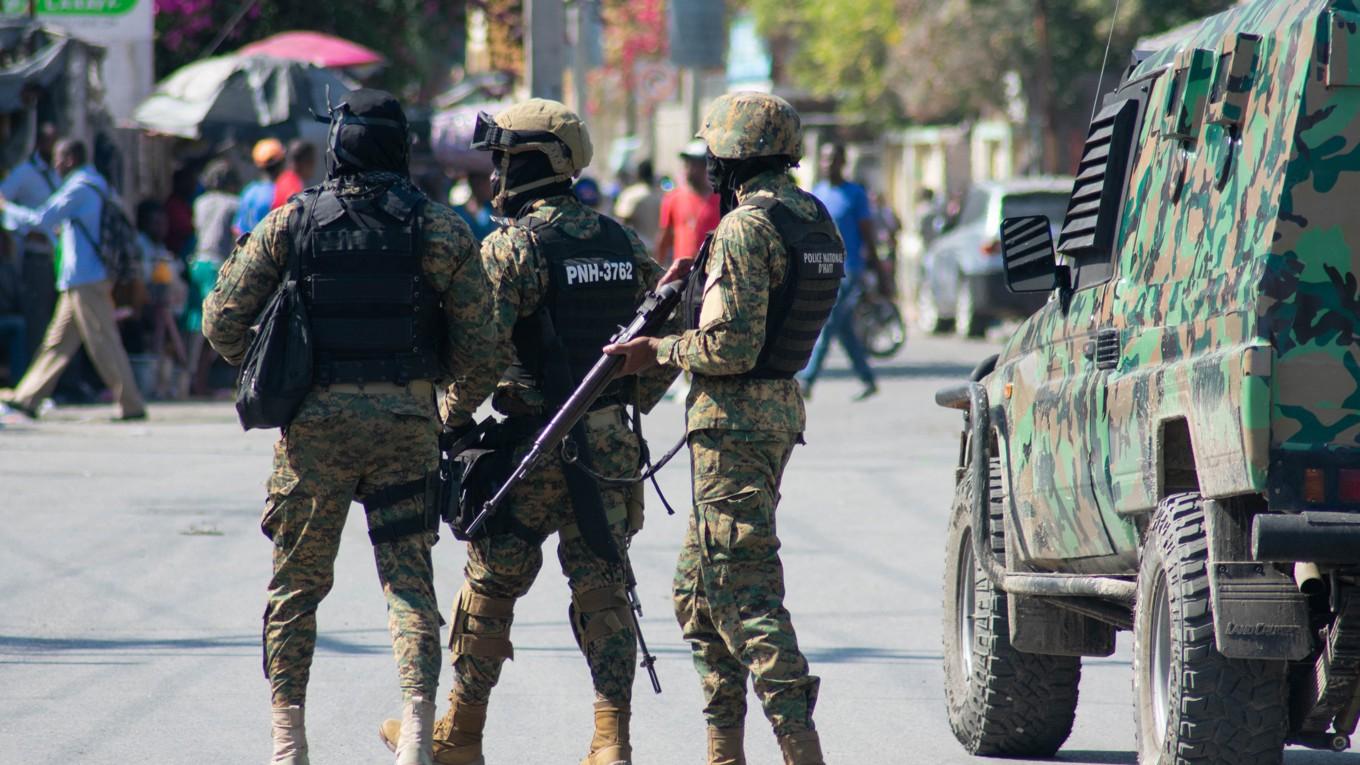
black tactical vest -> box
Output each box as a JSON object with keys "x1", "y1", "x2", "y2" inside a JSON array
[
  {"x1": 293, "y1": 182, "x2": 445, "y2": 386},
  {"x1": 685, "y1": 195, "x2": 846, "y2": 379},
  {"x1": 507, "y1": 214, "x2": 639, "y2": 402}
]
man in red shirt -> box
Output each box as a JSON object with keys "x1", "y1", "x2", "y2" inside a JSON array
[
  {"x1": 270, "y1": 139, "x2": 317, "y2": 210},
  {"x1": 656, "y1": 139, "x2": 721, "y2": 266}
]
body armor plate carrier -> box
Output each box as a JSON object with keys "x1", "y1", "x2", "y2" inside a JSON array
[
  {"x1": 507, "y1": 214, "x2": 639, "y2": 400},
  {"x1": 293, "y1": 181, "x2": 444, "y2": 386},
  {"x1": 686, "y1": 195, "x2": 846, "y2": 379}
]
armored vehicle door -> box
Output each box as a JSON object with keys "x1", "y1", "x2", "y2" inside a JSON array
[{"x1": 998, "y1": 78, "x2": 1155, "y2": 572}]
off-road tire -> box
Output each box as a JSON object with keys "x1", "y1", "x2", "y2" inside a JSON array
[
  {"x1": 943, "y1": 460, "x2": 1080, "y2": 756},
  {"x1": 1133, "y1": 493, "x2": 1288, "y2": 765}
]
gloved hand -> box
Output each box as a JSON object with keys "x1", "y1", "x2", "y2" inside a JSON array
[{"x1": 440, "y1": 421, "x2": 478, "y2": 453}]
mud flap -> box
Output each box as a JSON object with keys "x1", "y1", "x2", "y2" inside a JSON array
[
  {"x1": 1007, "y1": 595, "x2": 1116, "y2": 657},
  {"x1": 1208, "y1": 561, "x2": 1311, "y2": 660}
]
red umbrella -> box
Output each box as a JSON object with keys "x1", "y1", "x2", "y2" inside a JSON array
[{"x1": 239, "y1": 31, "x2": 385, "y2": 69}]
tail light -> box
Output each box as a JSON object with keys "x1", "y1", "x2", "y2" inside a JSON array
[
  {"x1": 1340, "y1": 469, "x2": 1360, "y2": 504},
  {"x1": 981, "y1": 239, "x2": 1002, "y2": 256},
  {"x1": 1304, "y1": 468, "x2": 1327, "y2": 504}
]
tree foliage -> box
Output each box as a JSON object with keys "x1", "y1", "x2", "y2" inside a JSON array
[
  {"x1": 153, "y1": 0, "x2": 469, "y2": 101},
  {"x1": 747, "y1": 0, "x2": 900, "y2": 125}
]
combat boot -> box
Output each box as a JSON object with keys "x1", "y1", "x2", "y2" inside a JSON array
[
  {"x1": 777, "y1": 730, "x2": 825, "y2": 765},
  {"x1": 707, "y1": 725, "x2": 745, "y2": 765},
  {"x1": 382, "y1": 699, "x2": 488, "y2": 765},
  {"x1": 580, "y1": 701, "x2": 631, "y2": 765},
  {"x1": 270, "y1": 705, "x2": 309, "y2": 765},
  {"x1": 392, "y1": 695, "x2": 435, "y2": 765}
]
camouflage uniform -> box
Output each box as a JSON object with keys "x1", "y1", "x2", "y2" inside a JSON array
[
  {"x1": 443, "y1": 193, "x2": 674, "y2": 714},
  {"x1": 655, "y1": 169, "x2": 821, "y2": 736},
  {"x1": 203, "y1": 184, "x2": 498, "y2": 708}
]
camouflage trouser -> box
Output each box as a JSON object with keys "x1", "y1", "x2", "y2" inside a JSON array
[
  {"x1": 674, "y1": 428, "x2": 820, "y2": 736},
  {"x1": 449, "y1": 406, "x2": 642, "y2": 707},
  {"x1": 261, "y1": 398, "x2": 441, "y2": 707}
]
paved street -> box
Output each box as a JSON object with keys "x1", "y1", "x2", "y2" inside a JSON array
[{"x1": 4, "y1": 334, "x2": 1359, "y2": 765}]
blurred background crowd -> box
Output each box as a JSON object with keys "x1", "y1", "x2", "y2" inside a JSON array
[{"x1": 0, "y1": 0, "x2": 1240, "y2": 411}]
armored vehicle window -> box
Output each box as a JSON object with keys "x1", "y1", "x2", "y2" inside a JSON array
[{"x1": 1056, "y1": 77, "x2": 1151, "y2": 291}]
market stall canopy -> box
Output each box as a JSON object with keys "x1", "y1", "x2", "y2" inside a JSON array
[
  {"x1": 430, "y1": 102, "x2": 507, "y2": 175},
  {"x1": 133, "y1": 54, "x2": 354, "y2": 140},
  {"x1": 0, "y1": 20, "x2": 103, "y2": 113},
  {"x1": 238, "y1": 31, "x2": 385, "y2": 70}
]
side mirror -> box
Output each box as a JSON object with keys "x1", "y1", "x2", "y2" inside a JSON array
[{"x1": 1000, "y1": 215, "x2": 1064, "y2": 294}]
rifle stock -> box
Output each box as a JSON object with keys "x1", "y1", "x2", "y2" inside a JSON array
[{"x1": 463, "y1": 279, "x2": 686, "y2": 539}]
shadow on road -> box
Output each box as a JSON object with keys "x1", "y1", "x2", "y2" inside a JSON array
[
  {"x1": 1050, "y1": 749, "x2": 1360, "y2": 764},
  {"x1": 0, "y1": 628, "x2": 388, "y2": 657},
  {"x1": 817, "y1": 361, "x2": 977, "y2": 381}
]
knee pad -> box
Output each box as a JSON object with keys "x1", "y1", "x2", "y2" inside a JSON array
[
  {"x1": 449, "y1": 582, "x2": 516, "y2": 661},
  {"x1": 570, "y1": 584, "x2": 632, "y2": 650}
]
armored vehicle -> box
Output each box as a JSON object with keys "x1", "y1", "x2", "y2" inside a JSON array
[{"x1": 937, "y1": 1, "x2": 1360, "y2": 762}]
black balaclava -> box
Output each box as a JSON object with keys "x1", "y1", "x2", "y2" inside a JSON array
[
  {"x1": 325, "y1": 88, "x2": 410, "y2": 179},
  {"x1": 494, "y1": 149, "x2": 574, "y2": 218},
  {"x1": 706, "y1": 153, "x2": 793, "y2": 214}
]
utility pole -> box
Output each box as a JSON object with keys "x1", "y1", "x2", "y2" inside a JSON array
[
  {"x1": 570, "y1": 0, "x2": 590, "y2": 118},
  {"x1": 525, "y1": 0, "x2": 566, "y2": 102}
]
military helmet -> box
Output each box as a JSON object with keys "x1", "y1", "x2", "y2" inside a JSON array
[
  {"x1": 698, "y1": 92, "x2": 802, "y2": 161},
  {"x1": 472, "y1": 98, "x2": 593, "y2": 176}
]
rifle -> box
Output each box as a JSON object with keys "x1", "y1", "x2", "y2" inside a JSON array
[
  {"x1": 624, "y1": 551, "x2": 662, "y2": 694},
  {"x1": 462, "y1": 277, "x2": 686, "y2": 538}
]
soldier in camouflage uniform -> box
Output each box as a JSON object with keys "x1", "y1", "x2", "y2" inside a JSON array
[
  {"x1": 607, "y1": 92, "x2": 836, "y2": 765},
  {"x1": 203, "y1": 89, "x2": 500, "y2": 765},
  {"x1": 379, "y1": 99, "x2": 676, "y2": 765}
]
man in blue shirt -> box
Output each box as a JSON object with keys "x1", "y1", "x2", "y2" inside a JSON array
[
  {"x1": 797, "y1": 142, "x2": 882, "y2": 400},
  {"x1": 452, "y1": 171, "x2": 497, "y2": 242},
  {"x1": 0, "y1": 139, "x2": 147, "y2": 421},
  {"x1": 2, "y1": 122, "x2": 62, "y2": 359},
  {"x1": 233, "y1": 138, "x2": 286, "y2": 237}
]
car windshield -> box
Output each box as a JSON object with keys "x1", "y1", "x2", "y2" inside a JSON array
[{"x1": 1002, "y1": 192, "x2": 1071, "y2": 224}]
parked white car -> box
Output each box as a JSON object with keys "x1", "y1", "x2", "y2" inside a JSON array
[{"x1": 915, "y1": 177, "x2": 1074, "y2": 337}]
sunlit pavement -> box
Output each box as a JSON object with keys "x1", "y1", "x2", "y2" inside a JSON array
[{"x1": 7, "y1": 333, "x2": 1360, "y2": 764}]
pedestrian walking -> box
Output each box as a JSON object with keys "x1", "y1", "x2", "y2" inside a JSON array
[
  {"x1": 185, "y1": 159, "x2": 240, "y2": 396},
  {"x1": 233, "y1": 138, "x2": 286, "y2": 236},
  {"x1": 378, "y1": 98, "x2": 676, "y2": 765},
  {"x1": 656, "y1": 139, "x2": 721, "y2": 267},
  {"x1": 450, "y1": 172, "x2": 496, "y2": 242},
  {"x1": 605, "y1": 91, "x2": 836, "y2": 765},
  {"x1": 0, "y1": 139, "x2": 147, "y2": 421},
  {"x1": 796, "y1": 142, "x2": 885, "y2": 400},
  {"x1": 202, "y1": 89, "x2": 496, "y2": 765},
  {"x1": 0, "y1": 241, "x2": 27, "y2": 384},
  {"x1": 1, "y1": 122, "x2": 61, "y2": 361}
]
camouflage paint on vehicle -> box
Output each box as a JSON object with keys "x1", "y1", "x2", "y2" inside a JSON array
[{"x1": 985, "y1": 0, "x2": 1360, "y2": 574}]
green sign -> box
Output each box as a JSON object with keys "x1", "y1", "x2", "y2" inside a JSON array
[{"x1": 2, "y1": 0, "x2": 137, "y2": 15}]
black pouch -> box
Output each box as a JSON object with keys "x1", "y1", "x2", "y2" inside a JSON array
[
  {"x1": 235, "y1": 279, "x2": 312, "y2": 430},
  {"x1": 439, "y1": 419, "x2": 520, "y2": 541}
]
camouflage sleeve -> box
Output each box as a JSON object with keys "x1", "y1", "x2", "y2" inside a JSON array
[
  {"x1": 655, "y1": 208, "x2": 772, "y2": 375},
  {"x1": 622, "y1": 225, "x2": 682, "y2": 412},
  {"x1": 446, "y1": 225, "x2": 545, "y2": 417},
  {"x1": 425, "y1": 207, "x2": 503, "y2": 429},
  {"x1": 201, "y1": 204, "x2": 293, "y2": 365}
]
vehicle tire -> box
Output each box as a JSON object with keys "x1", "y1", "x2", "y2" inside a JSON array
[
  {"x1": 943, "y1": 460, "x2": 1080, "y2": 756},
  {"x1": 853, "y1": 297, "x2": 907, "y2": 359},
  {"x1": 915, "y1": 276, "x2": 952, "y2": 335},
  {"x1": 955, "y1": 274, "x2": 988, "y2": 339},
  {"x1": 1132, "y1": 493, "x2": 1288, "y2": 765}
]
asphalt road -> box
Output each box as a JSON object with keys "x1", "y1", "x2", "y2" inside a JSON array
[{"x1": 4, "y1": 334, "x2": 1359, "y2": 764}]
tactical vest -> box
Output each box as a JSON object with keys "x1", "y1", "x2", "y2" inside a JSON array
[
  {"x1": 507, "y1": 214, "x2": 639, "y2": 402},
  {"x1": 293, "y1": 182, "x2": 445, "y2": 386},
  {"x1": 685, "y1": 195, "x2": 846, "y2": 379}
]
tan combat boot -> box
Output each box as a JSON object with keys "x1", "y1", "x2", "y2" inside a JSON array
[
  {"x1": 270, "y1": 705, "x2": 309, "y2": 765},
  {"x1": 777, "y1": 730, "x2": 825, "y2": 765},
  {"x1": 580, "y1": 701, "x2": 631, "y2": 765},
  {"x1": 393, "y1": 696, "x2": 435, "y2": 765},
  {"x1": 380, "y1": 700, "x2": 487, "y2": 765},
  {"x1": 707, "y1": 725, "x2": 745, "y2": 765}
]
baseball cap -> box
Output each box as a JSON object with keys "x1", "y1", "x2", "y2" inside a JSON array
[{"x1": 251, "y1": 138, "x2": 286, "y2": 168}]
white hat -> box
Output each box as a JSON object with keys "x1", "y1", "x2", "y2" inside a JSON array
[{"x1": 679, "y1": 138, "x2": 708, "y2": 159}]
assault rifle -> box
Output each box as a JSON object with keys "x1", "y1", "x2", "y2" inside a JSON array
[{"x1": 462, "y1": 277, "x2": 686, "y2": 539}]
